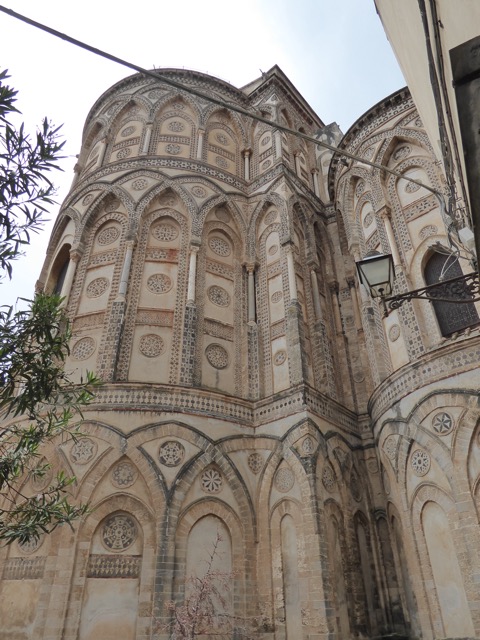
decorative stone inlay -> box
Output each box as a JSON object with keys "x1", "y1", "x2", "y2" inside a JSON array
[
  {"x1": 261, "y1": 136, "x2": 271, "y2": 146},
  {"x1": 419, "y1": 224, "x2": 438, "y2": 240},
  {"x1": 159, "y1": 440, "x2": 185, "y2": 467},
  {"x1": 191, "y1": 185, "x2": 206, "y2": 198},
  {"x1": 215, "y1": 156, "x2": 229, "y2": 169},
  {"x1": 302, "y1": 436, "x2": 315, "y2": 455},
  {"x1": 111, "y1": 461, "x2": 138, "y2": 488},
  {"x1": 271, "y1": 290, "x2": 283, "y2": 303},
  {"x1": 415, "y1": 117, "x2": 423, "y2": 127},
  {"x1": 70, "y1": 438, "x2": 97, "y2": 464},
  {"x1": 168, "y1": 121, "x2": 185, "y2": 132},
  {"x1": 82, "y1": 194, "x2": 94, "y2": 206},
  {"x1": 363, "y1": 146, "x2": 374, "y2": 159},
  {"x1": 322, "y1": 464, "x2": 336, "y2": 492},
  {"x1": 97, "y1": 225, "x2": 120, "y2": 245},
  {"x1": 363, "y1": 212, "x2": 374, "y2": 228},
  {"x1": 205, "y1": 343, "x2": 229, "y2": 369},
  {"x1": 116, "y1": 147, "x2": 131, "y2": 159},
  {"x1": 208, "y1": 236, "x2": 231, "y2": 257},
  {"x1": 3, "y1": 557, "x2": 46, "y2": 580},
  {"x1": 147, "y1": 273, "x2": 173, "y2": 294},
  {"x1": 151, "y1": 222, "x2": 179, "y2": 242},
  {"x1": 30, "y1": 457, "x2": 52, "y2": 491},
  {"x1": 388, "y1": 324, "x2": 401, "y2": 342},
  {"x1": 139, "y1": 334, "x2": 165, "y2": 357},
  {"x1": 274, "y1": 467, "x2": 294, "y2": 492},
  {"x1": 207, "y1": 285, "x2": 230, "y2": 307},
  {"x1": 273, "y1": 350, "x2": 287, "y2": 366},
  {"x1": 215, "y1": 133, "x2": 228, "y2": 146},
  {"x1": 18, "y1": 534, "x2": 44, "y2": 555},
  {"x1": 121, "y1": 126, "x2": 136, "y2": 137},
  {"x1": 268, "y1": 245, "x2": 279, "y2": 256},
  {"x1": 166, "y1": 143, "x2": 181, "y2": 155},
  {"x1": 432, "y1": 412, "x2": 454, "y2": 435},
  {"x1": 383, "y1": 435, "x2": 397, "y2": 460},
  {"x1": 393, "y1": 145, "x2": 410, "y2": 161},
  {"x1": 411, "y1": 449, "x2": 430, "y2": 476},
  {"x1": 132, "y1": 178, "x2": 148, "y2": 190},
  {"x1": 71, "y1": 337, "x2": 96, "y2": 361},
  {"x1": 405, "y1": 180, "x2": 421, "y2": 193},
  {"x1": 215, "y1": 208, "x2": 231, "y2": 223},
  {"x1": 248, "y1": 452, "x2": 264, "y2": 474},
  {"x1": 86, "y1": 277, "x2": 109, "y2": 298},
  {"x1": 262, "y1": 160, "x2": 272, "y2": 170},
  {"x1": 105, "y1": 197, "x2": 121, "y2": 212},
  {"x1": 201, "y1": 468, "x2": 223, "y2": 493},
  {"x1": 265, "y1": 210, "x2": 277, "y2": 225},
  {"x1": 102, "y1": 514, "x2": 137, "y2": 551},
  {"x1": 355, "y1": 180, "x2": 365, "y2": 197},
  {"x1": 87, "y1": 554, "x2": 141, "y2": 578}
]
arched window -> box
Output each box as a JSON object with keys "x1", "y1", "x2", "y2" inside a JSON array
[{"x1": 424, "y1": 252, "x2": 479, "y2": 336}]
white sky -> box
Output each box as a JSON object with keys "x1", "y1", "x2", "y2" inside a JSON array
[{"x1": 0, "y1": 0, "x2": 405, "y2": 307}]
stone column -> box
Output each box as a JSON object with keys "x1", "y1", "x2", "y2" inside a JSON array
[
  {"x1": 329, "y1": 282, "x2": 343, "y2": 334},
  {"x1": 245, "y1": 263, "x2": 260, "y2": 399},
  {"x1": 141, "y1": 124, "x2": 153, "y2": 154},
  {"x1": 197, "y1": 129, "x2": 205, "y2": 160},
  {"x1": 286, "y1": 244, "x2": 298, "y2": 300},
  {"x1": 294, "y1": 152, "x2": 302, "y2": 178},
  {"x1": 347, "y1": 277, "x2": 362, "y2": 331},
  {"x1": 379, "y1": 207, "x2": 401, "y2": 266},
  {"x1": 187, "y1": 246, "x2": 199, "y2": 303},
  {"x1": 117, "y1": 239, "x2": 136, "y2": 300},
  {"x1": 243, "y1": 149, "x2": 251, "y2": 182},
  {"x1": 275, "y1": 130, "x2": 282, "y2": 160},
  {"x1": 311, "y1": 168, "x2": 320, "y2": 197},
  {"x1": 310, "y1": 269, "x2": 323, "y2": 320},
  {"x1": 246, "y1": 263, "x2": 256, "y2": 323},
  {"x1": 60, "y1": 249, "x2": 82, "y2": 308}
]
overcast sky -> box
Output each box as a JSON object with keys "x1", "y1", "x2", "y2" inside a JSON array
[{"x1": 0, "y1": 0, "x2": 405, "y2": 307}]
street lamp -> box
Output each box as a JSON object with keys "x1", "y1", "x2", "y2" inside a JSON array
[{"x1": 356, "y1": 251, "x2": 480, "y2": 316}]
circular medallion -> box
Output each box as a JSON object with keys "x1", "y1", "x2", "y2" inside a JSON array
[
  {"x1": 432, "y1": 412, "x2": 454, "y2": 435},
  {"x1": 139, "y1": 334, "x2": 165, "y2": 357},
  {"x1": 273, "y1": 350, "x2": 287, "y2": 366},
  {"x1": 82, "y1": 194, "x2": 94, "y2": 206},
  {"x1": 30, "y1": 457, "x2": 52, "y2": 491},
  {"x1": 201, "y1": 468, "x2": 223, "y2": 493},
  {"x1": 302, "y1": 436, "x2": 315, "y2": 455},
  {"x1": 205, "y1": 344, "x2": 229, "y2": 369},
  {"x1": 264, "y1": 210, "x2": 277, "y2": 225},
  {"x1": 383, "y1": 435, "x2": 397, "y2": 461},
  {"x1": 168, "y1": 121, "x2": 185, "y2": 132},
  {"x1": 97, "y1": 225, "x2": 120, "y2": 245},
  {"x1": 248, "y1": 452, "x2": 264, "y2": 474},
  {"x1": 86, "y1": 277, "x2": 109, "y2": 298},
  {"x1": 419, "y1": 225, "x2": 438, "y2": 240},
  {"x1": 121, "y1": 126, "x2": 136, "y2": 137},
  {"x1": 355, "y1": 180, "x2": 365, "y2": 197},
  {"x1": 268, "y1": 245, "x2": 279, "y2": 256},
  {"x1": 207, "y1": 285, "x2": 230, "y2": 307},
  {"x1": 191, "y1": 186, "x2": 206, "y2": 198},
  {"x1": 274, "y1": 468, "x2": 295, "y2": 493},
  {"x1": 215, "y1": 156, "x2": 228, "y2": 169},
  {"x1": 261, "y1": 160, "x2": 272, "y2": 170},
  {"x1": 393, "y1": 145, "x2": 410, "y2": 161},
  {"x1": 166, "y1": 143, "x2": 181, "y2": 155},
  {"x1": 271, "y1": 290, "x2": 283, "y2": 303},
  {"x1": 322, "y1": 464, "x2": 336, "y2": 492},
  {"x1": 147, "y1": 273, "x2": 173, "y2": 294},
  {"x1": 405, "y1": 181, "x2": 421, "y2": 193},
  {"x1": 71, "y1": 337, "x2": 95, "y2": 361},
  {"x1": 208, "y1": 236, "x2": 231, "y2": 257},
  {"x1": 261, "y1": 136, "x2": 271, "y2": 146},
  {"x1": 105, "y1": 197, "x2": 121, "y2": 213},
  {"x1": 411, "y1": 449, "x2": 430, "y2": 476},
  {"x1": 388, "y1": 324, "x2": 401, "y2": 342},
  {"x1": 70, "y1": 438, "x2": 97, "y2": 464},
  {"x1": 18, "y1": 535, "x2": 44, "y2": 555},
  {"x1": 151, "y1": 222, "x2": 179, "y2": 242},
  {"x1": 215, "y1": 133, "x2": 228, "y2": 146},
  {"x1": 116, "y1": 147, "x2": 131, "y2": 160},
  {"x1": 111, "y1": 461, "x2": 138, "y2": 488},
  {"x1": 159, "y1": 440, "x2": 185, "y2": 467},
  {"x1": 132, "y1": 178, "x2": 148, "y2": 191},
  {"x1": 363, "y1": 212, "x2": 374, "y2": 228},
  {"x1": 215, "y1": 208, "x2": 231, "y2": 223},
  {"x1": 102, "y1": 514, "x2": 137, "y2": 551}
]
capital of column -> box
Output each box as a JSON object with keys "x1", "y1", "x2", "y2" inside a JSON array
[
  {"x1": 69, "y1": 248, "x2": 83, "y2": 263},
  {"x1": 244, "y1": 261, "x2": 258, "y2": 273},
  {"x1": 328, "y1": 281, "x2": 339, "y2": 295},
  {"x1": 243, "y1": 149, "x2": 251, "y2": 158},
  {"x1": 346, "y1": 277, "x2": 356, "y2": 289},
  {"x1": 311, "y1": 168, "x2": 319, "y2": 175}
]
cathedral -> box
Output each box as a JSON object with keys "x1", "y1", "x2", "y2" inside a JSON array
[{"x1": 1, "y1": 61, "x2": 480, "y2": 640}]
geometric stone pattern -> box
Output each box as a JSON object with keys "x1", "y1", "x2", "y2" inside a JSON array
[
  {"x1": 87, "y1": 554, "x2": 141, "y2": 578},
  {"x1": 2, "y1": 557, "x2": 46, "y2": 580}
]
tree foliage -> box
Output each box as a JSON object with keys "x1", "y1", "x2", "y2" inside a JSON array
[{"x1": 0, "y1": 70, "x2": 97, "y2": 544}]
